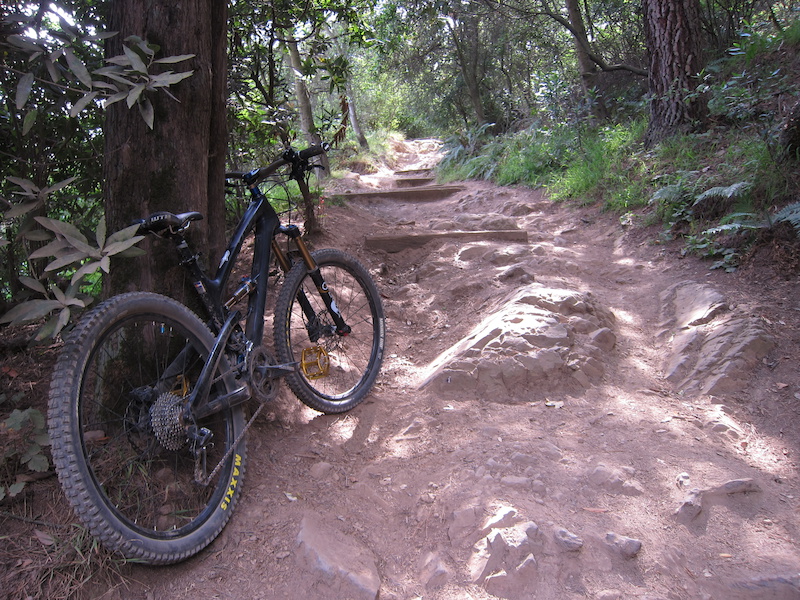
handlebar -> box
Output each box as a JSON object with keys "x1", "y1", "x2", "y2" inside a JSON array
[{"x1": 225, "y1": 142, "x2": 330, "y2": 184}]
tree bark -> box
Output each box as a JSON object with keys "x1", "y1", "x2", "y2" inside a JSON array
[
  {"x1": 286, "y1": 39, "x2": 325, "y2": 234},
  {"x1": 346, "y1": 80, "x2": 370, "y2": 150},
  {"x1": 104, "y1": 0, "x2": 228, "y2": 300},
  {"x1": 642, "y1": 0, "x2": 706, "y2": 146},
  {"x1": 445, "y1": 13, "x2": 487, "y2": 126},
  {"x1": 564, "y1": 0, "x2": 608, "y2": 120}
]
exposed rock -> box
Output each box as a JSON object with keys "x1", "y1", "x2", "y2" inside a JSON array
[
  {"x1": 297, "y1": 512, "x2": 380, "y2": 600},
  {"x1": 419, "y1": 284, "x2": 616, "y2": 397},
  {"x1": 675, "y1": 479, "x2": 762, "y2": 523},
  {"x1": 587, "y1": 464, "x2": 644, "y2": 496},
  {"x1": 660, "y1": 281, "x2": 774, "y2": 395},
  {"x1": 553, "y1": 527, "x2": 583, "y2": 552},
  {"x1": 418, "y1": 551, "x2": 450, "y2": 589},
  {"x1": 605, "y1": 532, "x2": 643, "y2": 559}
]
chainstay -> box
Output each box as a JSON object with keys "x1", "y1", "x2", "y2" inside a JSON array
[{"x1": 195, "y1": 401, "x2": 264, "y2": 486}]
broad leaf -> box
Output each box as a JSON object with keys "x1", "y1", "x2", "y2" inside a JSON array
[
  {"x1": 44, "y1": 57, "x2": 60, "y2": 83},
  {"x1": 27, "y1": 453, "x2": 49, "y2": 472},
  {"x1": 19, "y1": 276, "x2": 46, "y2": 295},
  {"x1": 149, "y1": 71, "x2": 194, "y2": 87},
  {"x1": 69, "y1": 91, "x2": 99, "y2": 117},
  {"x1": 50, "y1": 285, "x2": 66, "y2": 303},
  {"x1": 8, "y1": 35, "x2": 41, "y2": 53},
  {"x1": 6, "y1": 177, "x2": 38, "y2": 194},
  {"x1": 100, "y1": 255, "x2": 110, "y2": 273},
  {"x1": 41, "y1": 176, "x2": 78, "y2": 196},
  {"x1": 139, "y1": 98, "x2": 154, "y2": 129},
  {"x1": 154, "y1": 54, "x2": 195, "y2": 64},
  {"x1": 44, "y1": 251, "x2": 89, "y2": 273},
  {"x1": 0, "y1": 299, "x2": 62, "y2": 325},
  {"x1": 104, "y1": 90, "x2": 129, "y2": 107},
  {"x1": 127, "y1": 84, "x2": 145, "y2": 108},
  {"x1": 34, "y1": 217, "x2": 87, "y2": 245},
  {"x1": 96, "y1": 218, "x2": 107, "y2": 248},
  {"x1": 28, "y1": 239, "x2": 71, "y2": 260},
  {"x1": 103, "y1": 235, "x2": 144, "y2": 257},
  {"x1": 105, "y1": 222, "x2": 143, "y2": 245},
  {"x1": 22, "y1": 109, "x2": 38, "y2": 136},
  {"x1": 64, "y1": 47, "x2": 93, "y2": 88},
  {"x1": 70, "y1": 260, "x2": 102, "y2": 284},
  {"x1": 16, "y1": 72, "x2": 34, "y2": 110},
  {"x1": 8, "y1": 482, "x2": 26, "y2": 497},
  {"x1": 5, "y1": 199, "x2": 42, "y2": 219},
  {"x1": 123, "y1": 45, "x2": 148, "y2": 74}
]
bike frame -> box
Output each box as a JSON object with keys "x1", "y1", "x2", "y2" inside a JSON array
[{"x1": 153, "y1": 149, "x2": 346, "y2": 423}]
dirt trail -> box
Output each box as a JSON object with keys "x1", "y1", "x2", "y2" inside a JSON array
[{"x1": 117, "y1": 140, "x2": 800, "y2": 598}]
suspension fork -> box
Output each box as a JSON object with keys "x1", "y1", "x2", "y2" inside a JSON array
[{"x1": 275, "y1": 225, "x2": 351, "y2": 335}]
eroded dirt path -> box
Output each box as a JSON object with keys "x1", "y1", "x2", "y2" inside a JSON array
[{"x1": 128, "y1": 140, "x2": 800, "y2": 600}]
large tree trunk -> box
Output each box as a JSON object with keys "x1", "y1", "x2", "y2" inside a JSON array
[
  {"x1": 445, "y1": 13, "x2": 486, "y2": 126},
  {"x1": 642, "y1": 0, "x2": 706, "y2": 146},
  {"x1": 104, "y1": 0, "x2": 228, "y2": 300},
  {"x1": 564, "y1": 0, "x2": 608, "y2": 120}
]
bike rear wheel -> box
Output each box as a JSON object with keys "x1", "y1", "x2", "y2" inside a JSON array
[
  {"x1": 273, "y1": 249, "x2": 385, "y2": 413},
  {"x1": 48, "y1": 292, "x2": 246, "y2": 564}
]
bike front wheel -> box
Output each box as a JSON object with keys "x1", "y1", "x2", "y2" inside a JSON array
[
  {"x1": 274, "y1": 249, "x2": 385, "y2": 413},
  {"x1": 48, "y1": 292, "x2": 246, "y2": 564}
]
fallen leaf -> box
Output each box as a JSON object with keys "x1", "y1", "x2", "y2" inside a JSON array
[
  {"x1": 1, "y1": 366, "x2": 19, "y2": 378},
  {"x1": 776, "y1": 382, "x2": 789, "y2": 389},
  {"x1": 33, "y1": 529, "x2": 55, "y2": 546}
]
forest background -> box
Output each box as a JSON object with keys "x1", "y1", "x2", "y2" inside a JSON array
[{"x1": 0, "y1": 0, "x2": 800, "y2": 561}]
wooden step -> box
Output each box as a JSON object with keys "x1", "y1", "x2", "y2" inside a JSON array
[
  {"x1": 333, "y1": 186, "x2": 463, "y2": 202},
  {"x1": 395, "y1": 177, "x2": 436, "y2": 188},
  {"x1": 395, "y1": 168, "x2": 432, "y2": 177},
  {"x1": 364, "y1": 230, "x2": 529, "y2": 253}
]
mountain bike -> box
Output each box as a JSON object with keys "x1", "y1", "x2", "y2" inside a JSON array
[{"x1": 47, "y1": 143, "x2": 385, "y2": 564}]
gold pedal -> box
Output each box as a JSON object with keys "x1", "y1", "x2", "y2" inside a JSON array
[{"x1": 301, "y1": 346, "x2": 330, "y2": 379}]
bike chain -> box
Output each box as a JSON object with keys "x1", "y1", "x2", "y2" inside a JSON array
[{"x1": 194, "y1": 400, "x2": 265, "y2": 487}]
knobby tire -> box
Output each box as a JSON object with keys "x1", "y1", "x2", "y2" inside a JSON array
[
  {"x1": 273, "y1": 249, "x2": 385, "y2": 413},
  {"x1": 48, "y1": 292, "x2": 246, "y2": 564}
]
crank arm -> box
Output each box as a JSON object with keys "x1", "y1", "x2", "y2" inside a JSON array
[{"x1": 253, "y1": 362, "x2": 298, "y2": 379}]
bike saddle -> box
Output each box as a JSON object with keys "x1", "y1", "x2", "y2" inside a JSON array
[{"x1": 136, "y1": 211, "x2": 203, "y2": 235}]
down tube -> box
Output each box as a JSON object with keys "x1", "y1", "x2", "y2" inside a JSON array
[{"x1": 245, "y1": 212, "x2": 280, "y2": 343}]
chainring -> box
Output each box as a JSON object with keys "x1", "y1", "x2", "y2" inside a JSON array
[{"x1": 248, "y1": 346, "x2": 280, "y2": 403}]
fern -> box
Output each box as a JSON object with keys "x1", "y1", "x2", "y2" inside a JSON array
[
  {"x1": 774, "y1": 201, "x2": 800, "y2": 234},
  {"x1": 692, "y1": 181, "x2": 752, "y2": 206}
]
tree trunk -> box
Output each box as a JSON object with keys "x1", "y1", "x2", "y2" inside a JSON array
[
  {"x1": 286, "y1": 39, "x2": 324, "y2": 234},
  {"x1": 642, "y1": 0, "x2": 706, "y2": 146},
  {"x1": 346, "y1": 81, "x2": 370, "y2": 151},
  {"x1": 564, "y1": 0, "x2": 608, "y2": 120},
  {"x1": 446, "y1": 14, "x2": 486, "y2": 126},
  {"x1": 104, "y1": 0, "x2": 228, "y2": 301}
]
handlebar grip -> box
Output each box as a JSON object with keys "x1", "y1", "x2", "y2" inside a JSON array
[{"x1": 298, "y1": 142, "x2": 331, "y2": 160}]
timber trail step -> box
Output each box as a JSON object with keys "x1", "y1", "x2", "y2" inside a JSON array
[{"x1": 346, "y1": 167, "x2": 529, "y2": 254}]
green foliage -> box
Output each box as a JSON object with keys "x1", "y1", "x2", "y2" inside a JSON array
[
  {"x1": 0, "y1": 403, "x2": 49, "y2": 502},
  {"x1": 774, "y1": 201, "x2": 800, "y2": 235},
  {"x1": 1, "y1": 178, "x2": 145, "y2": 340}
]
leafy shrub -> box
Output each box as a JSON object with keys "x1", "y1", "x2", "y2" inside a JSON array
[{"x1": 0, "y1": 402, "x2": 49, "y2": 501}]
